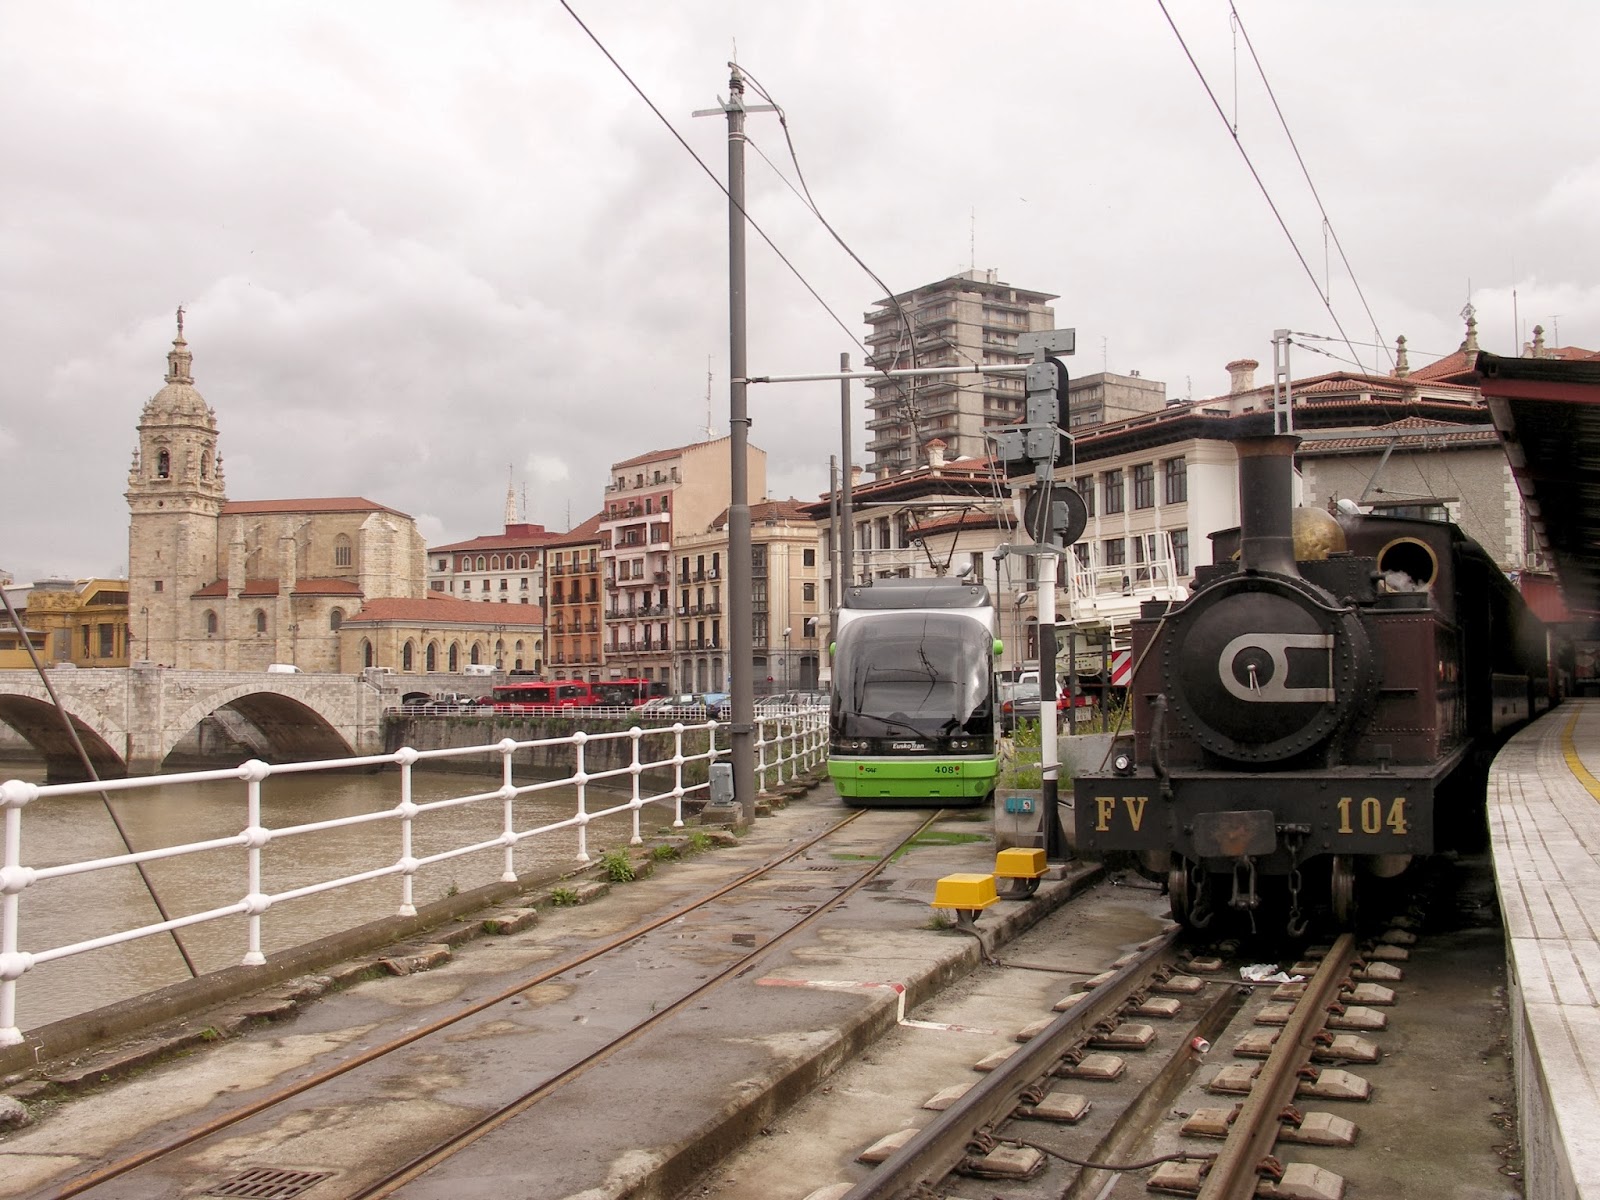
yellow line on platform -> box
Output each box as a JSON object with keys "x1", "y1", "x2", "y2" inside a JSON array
[{"x1": 1560, "y1": 708, "x2": 1600, "y2": 803}]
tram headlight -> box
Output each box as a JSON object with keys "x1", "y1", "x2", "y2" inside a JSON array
[{"x1": 950, "y1": 738, "x2": 973, "y2": 750}]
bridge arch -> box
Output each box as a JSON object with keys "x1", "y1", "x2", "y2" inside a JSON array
[
  {"x1": 0, "y1": 689, "x2": 128, "y2": 780},
  {"x1": 163, "y1": 682, "x2": 356, "y2": 768}
]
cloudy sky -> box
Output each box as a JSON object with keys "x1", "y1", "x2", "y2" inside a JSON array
[{"x1": 5, "y1": 1, "x2": 1597, "y2": 582}]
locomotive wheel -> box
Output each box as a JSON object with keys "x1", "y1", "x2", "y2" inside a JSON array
[
  {"x1": 1167, "y1": 856, "x2": 1211, "y2": 929},
  {"x1": 1330, "y1": 855, "x2": 1357, "y2": 926}
]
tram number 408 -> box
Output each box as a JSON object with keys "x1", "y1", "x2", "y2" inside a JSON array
[{"x1": 1336, "y1": 795, "x2": 1408, "y2": 836}]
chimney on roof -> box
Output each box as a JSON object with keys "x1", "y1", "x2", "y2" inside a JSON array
[
  {"x1": 1226, "y1": 358, "x2": 1259, "y2": 394},
  {"x1": 925, "y1": 437, "x2": 947, "y2": 470},
  {"x1": 849, "y1": 464, "x2": 863, "y2": 490},
  {"x1": 1393, "y1": 334, "x2": 1410, "y2": 378},
  {"x1": 1530, "y1": 324, "x2": 1548, "y2": 358}
]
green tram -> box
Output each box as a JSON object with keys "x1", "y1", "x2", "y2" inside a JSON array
[{"x1": 827, "y1": 576, "x2": 1001, "y2": 806}]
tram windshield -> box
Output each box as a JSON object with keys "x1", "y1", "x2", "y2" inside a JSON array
[{"x1": 832, "y1": 611, "x2": 994, "y2": 738}]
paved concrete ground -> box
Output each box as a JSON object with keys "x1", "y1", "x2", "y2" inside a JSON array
[{"x1": 1, "y1": 783, "x2": 1097, "y2": 1199}]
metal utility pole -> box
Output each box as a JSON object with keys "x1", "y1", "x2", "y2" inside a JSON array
[
  {"x1": 840, "y1": 351, "x2": 854, "y2": 593},
  {"x1": 1271, "y1": 329, "x2": 1295, "y2": 433},
  {"x1": 696, "y1": 64, "x2": 775, "y2": 823}
]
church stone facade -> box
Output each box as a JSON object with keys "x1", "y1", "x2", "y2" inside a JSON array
[{"x1": 125, "y1": 315, "x2": 444, "y2": 672}]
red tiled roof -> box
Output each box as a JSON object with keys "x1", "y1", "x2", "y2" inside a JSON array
[
  {"x1": 1297, "y1": 415, "x2": 1499, "y2": 454},
  {"x1": 611, "y1": 436, "x2": 728, "y2": 471},
  {"x1": 1406, "y1": 350, "x2": 1476, "y2": 383},
  {"x1": 1545, "y1": 345, "x2": 1600, "y2": 362},
  {"x1": 293, "y1": 578, "x2": 364, "y2": 595},
  {"x1": 909, "y1": 511, "x2": 1007, "y2": 538},
  {"x1": 343, "y1": 595, "x2": 545, "y2": 626},
  {"x1": 221, "y1": 497, "x2": 411, "y2": 518},
  {"x1": 429, "y1": 526, "x2": 557, "y2": 554},
  {"x1": 542, "y1": 512, "x2": 605, "y2": 548}
]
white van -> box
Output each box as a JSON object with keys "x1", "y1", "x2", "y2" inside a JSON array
[
  {"x1": 463, "y1": 664, "x2": 496, "y2": 677},
  {"x1": 266, "y1": 663, "x2": 302, "y2": 674}
]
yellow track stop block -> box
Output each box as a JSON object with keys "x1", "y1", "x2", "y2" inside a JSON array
[
  {"x1": 994, "y1": 847, "x2": 1047, "y2": 880},
  {"x1": 932, "y1": 873, "x2": 999, "y2": 911}
]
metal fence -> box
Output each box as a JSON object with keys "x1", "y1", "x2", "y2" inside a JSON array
[{"x1": 0, "y1": 707, "x2": 827, "y2": 1047}]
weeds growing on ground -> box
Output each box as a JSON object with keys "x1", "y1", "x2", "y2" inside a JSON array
[
  {"x1": 650, "y1": 843, "x2": 679, "y2": 862},
  {"x1": 599, "y1": 848, "x2": 636, "y2": 883},
  {"x1": 687, "y1": 831, "x2": 713, "y2": 853},
  {"x1": 549, "y1": 886, "x2": 580, "y2": 907}
]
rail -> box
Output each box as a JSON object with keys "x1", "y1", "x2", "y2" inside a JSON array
[{"x1": 0, "y1": 707, "x2": 829, "y2": 1047}]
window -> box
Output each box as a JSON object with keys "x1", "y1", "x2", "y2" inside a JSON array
[
  {"x1": 520, "y1": 554, "x2": 530, "y2": 568},
  {"x1": 1103, "y1": 538, "x2": 1126, "y2": 567},
  {"x1": 330, "y1": 608, "x2": 343, "y2": 630},
  {"x1": 205, "y1": 610, "x2": 218, "y2": 634},
  {"x1": 334, "y1": 534, "x2": 352, "y2": 567},
  {"x1": 490, "y1": 555, "x2": 501, "y2": 570},
  {"x1": 470, "y1": 643, "x2": 481, "y2": 665},
  {"x1": 431, "y1": 580, "x2": 445, "y2": 592},
  {"x1": 402, "y1": 642, "x2": 413, "y2": 671},
  {"x1": 803, "y1": 548, "x2": 816, "y2": 567},
  {"x1": 1103, "y1": 470, "x2": 1125, "y2": 515},
  {"x1": 802, "y1": 582, "x2": 815, "y2": 602},
  {"x1": 255, "y1": 609, "x2": 268, "y2": 633},
  {"x1": 99, "y1": 624, "x2": 114, "y2": 657},
  {"x1": 154, "y1": 580, "x2": 164, "y2": 593},
  {"x1": 426, "y1": 643, "x2": 437, "y2": 671},
  {"x1": 1164, "y1": 457, "x2": 1188, "y2": 504},
  {"x1": 1132, "y1": 463, "x2": 1154, "y2": 510},
  {"x1": 499, "y1": 579, "x2": 508, "y2": 591},
  {"x1": 1172, "y1": 529, "x2": 1190, "y2": 576},
  {"x1": 463, "y1": 580, "x2": 472, "y2": 592},
  {"x1": 363, "y1": 639, "x2": 374, "y2": 668},
  {"x1": 1075, "y1": 476, "x2": 1095, "y2": 518},
  {"x1": 448, "y1": 644, "x2": 459, "y2": 672},
  {"x1": 476, "y1": 555, "x2": 486, "y2": 570},
  {"x1": 156, "y1": 449, "x2": 170, "y2": 478},
  {"x1": 436, "y1": 558, "x2": 447, "y2": 571}
]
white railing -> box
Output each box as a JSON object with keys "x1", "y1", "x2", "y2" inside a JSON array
[{"x1": 0, "y1": 708, "x2": 828, "y2": 1047}]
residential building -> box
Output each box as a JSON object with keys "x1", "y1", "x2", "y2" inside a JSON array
[
  {"x1": 862, "y1": 269, "x2": 1058, "y2": 476},
  {"x1": 425, "y1": 484, "x2": 557, "y2": 607},
  {"x1": 672, "y1": 499, "x2": 822, "y2": 694},
  {"x1": 543, "y1": 513, "x2": 604, "y2": 681},
  {"x1": 601, "y1": 437, "x2": 766, "y2": 685}
]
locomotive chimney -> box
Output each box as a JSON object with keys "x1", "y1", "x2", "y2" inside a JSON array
[{"x1": 1234, "y1": 416, "x2": 1301, "y2": 575}]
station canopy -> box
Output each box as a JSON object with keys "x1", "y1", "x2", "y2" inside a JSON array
[{"x1": 1479, "y1": 351, "x2": 1600, "y2": 619}]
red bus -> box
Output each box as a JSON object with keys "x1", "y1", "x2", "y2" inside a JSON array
[
  {"x1": 488, "y1": 681, "x2": 598, "y2": 711},
  {"x1": 592, "y1": 678, "x2": 669, "y2": 706}
]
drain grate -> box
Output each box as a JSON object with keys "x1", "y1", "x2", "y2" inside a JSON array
[
  {"x1": 204, "y1": 1168, "x2": 333, "y2": 1198},
  {"x1": 803, "y1": 864, "x2": 843, "y2": 872}
]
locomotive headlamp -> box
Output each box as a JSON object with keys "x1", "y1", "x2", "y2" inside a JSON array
[{"x1": 1113, "y1": 750, "x2": 1134, "y2": 774}]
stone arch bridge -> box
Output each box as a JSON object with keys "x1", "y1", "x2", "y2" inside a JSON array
[{"x1": 0, "y1": 667, "x2": 389, "y2": 780}]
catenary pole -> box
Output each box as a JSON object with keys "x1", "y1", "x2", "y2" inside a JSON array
[
  {"x1": 723, "y1": 64, "x2": 756, "y2": 820},
  {"x1": 840, "y1": 352, "x2": 854, "y2": 594}
]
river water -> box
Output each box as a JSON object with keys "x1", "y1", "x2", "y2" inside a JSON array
[{"x1": 4, "y1": 758, "x2": 667, "y2": 1032}]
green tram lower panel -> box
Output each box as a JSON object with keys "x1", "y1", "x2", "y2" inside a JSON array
[{"x1": 828, "y1": 754, "x2": 999, "y2": 800}]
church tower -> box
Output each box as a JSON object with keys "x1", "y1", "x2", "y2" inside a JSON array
[{"x1": 126, "y1": 309, "x2": 226, "y2": 666}]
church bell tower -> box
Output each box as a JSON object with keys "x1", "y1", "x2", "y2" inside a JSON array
[{"x1": 125, "y1": 308, "x2": 226, "y2": 666}]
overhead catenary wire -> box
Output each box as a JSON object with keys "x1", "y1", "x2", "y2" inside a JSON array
[
  {"x1": 1230, "y1": 3, "x2": 1393, "y2": 371},
  {"x1": 1155, "y1": 0, "x2": 1365, "y2": 372},
  {"x1": 557, "y1": 1, "x2": 864, "y2": 353}
]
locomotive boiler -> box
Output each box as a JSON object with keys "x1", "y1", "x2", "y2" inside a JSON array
[{"x1": 1073, "y1": 414, "x2": 1549, "y2": 932}]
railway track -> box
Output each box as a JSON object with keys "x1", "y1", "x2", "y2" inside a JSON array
[
  {"x1": 709, "y1": 886, "x2": 1461, "y2": 1200},
  {"x1": 19, "y1": 806, "x2": 968, "y2": 1200}
]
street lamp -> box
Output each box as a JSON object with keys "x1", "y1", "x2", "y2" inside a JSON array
[{"x1": 782, "y1": 626, "x2": 791, "y2": 693}]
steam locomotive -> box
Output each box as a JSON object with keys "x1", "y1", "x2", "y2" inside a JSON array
[{"x1": 1073, "y1": 415, "x2": 1551, "y2": 933}]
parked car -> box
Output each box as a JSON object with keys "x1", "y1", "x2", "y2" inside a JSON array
[{"x1": 998, "y1": 680, "x2": 1043, "y2": 734}]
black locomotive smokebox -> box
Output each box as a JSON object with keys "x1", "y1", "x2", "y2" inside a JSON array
[{"x1": 1162, "y1": 573, "x2": 1373, "y2": 765}]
